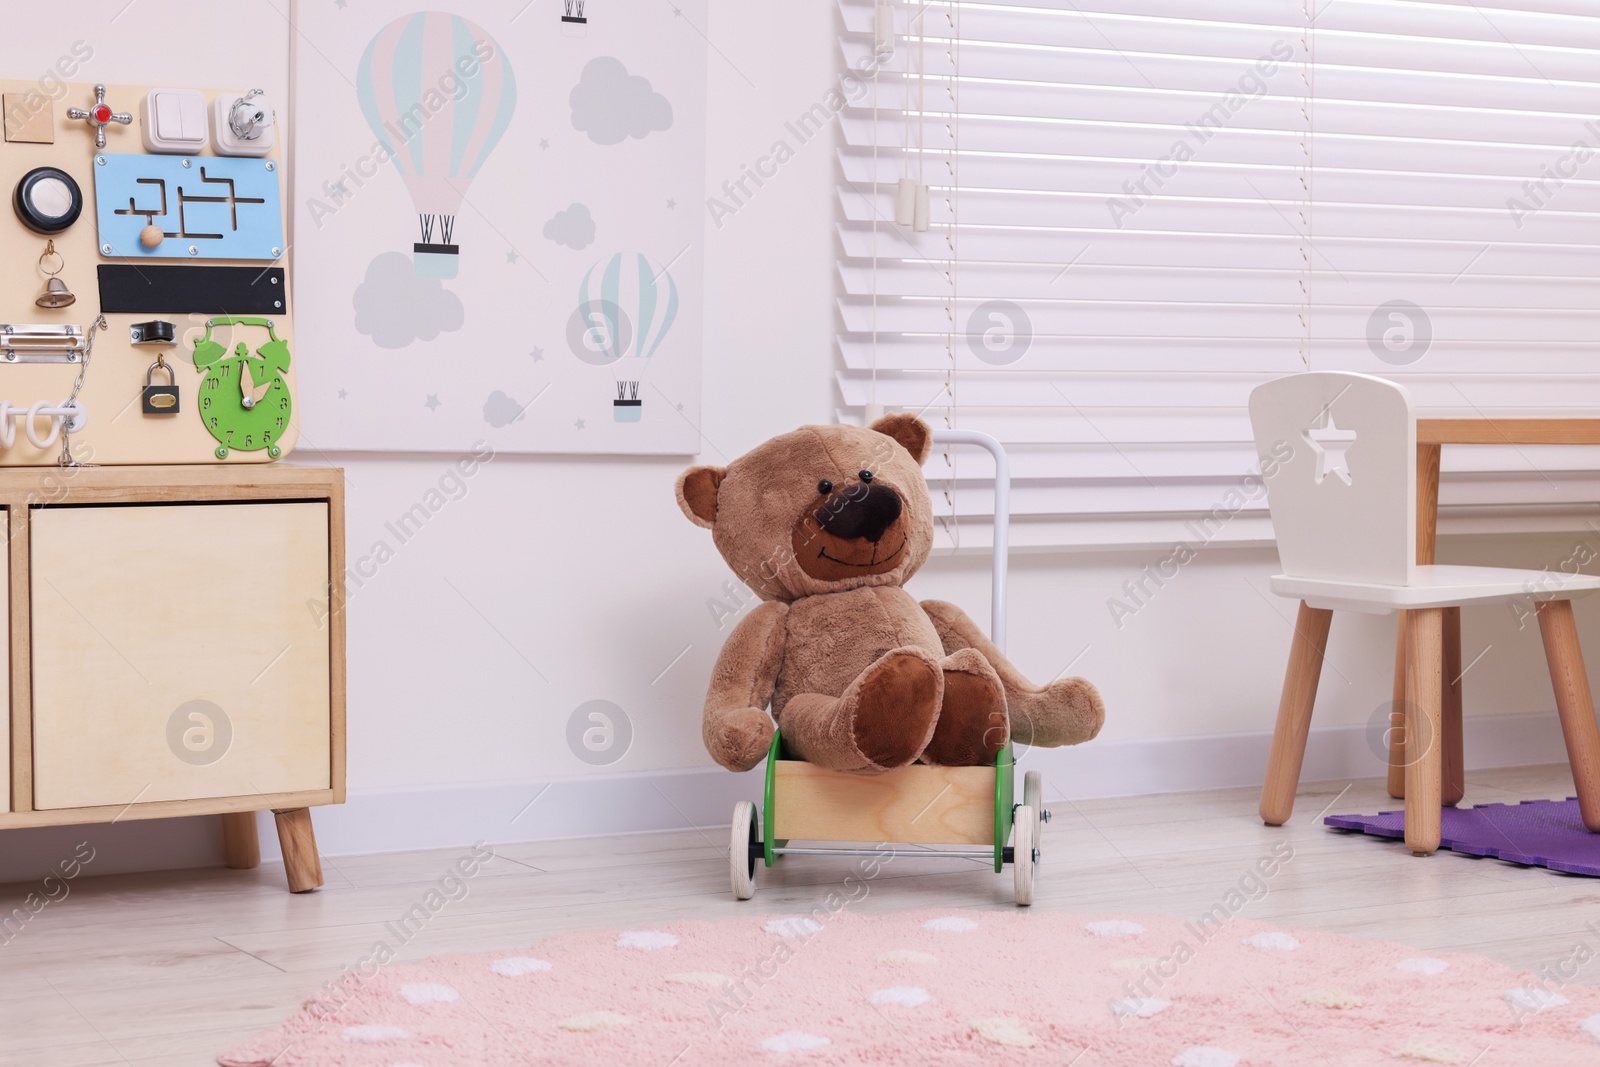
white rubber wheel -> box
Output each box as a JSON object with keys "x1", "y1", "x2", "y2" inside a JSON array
[
  {"x1": 1023, "y1": 769, "x2": 1044, "y2": 844},
  {"x1": 730, "y1": 800, "x2": 758, "y2": 900},
  {"x1": 1013, "y1": 804, "x2": 1036, "y2": 906}
]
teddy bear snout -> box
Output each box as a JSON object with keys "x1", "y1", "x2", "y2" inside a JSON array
[{"x1": 815, "y1": 483, "x2": 903, "y2": 543}]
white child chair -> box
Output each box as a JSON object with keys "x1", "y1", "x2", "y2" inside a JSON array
[{"x1": 1249, "y1": 371, "x2": 1600, "y2": 854}]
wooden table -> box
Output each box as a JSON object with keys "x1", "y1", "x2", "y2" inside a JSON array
[{"x1": 1390, "y1": 419, "x2": 1600, "y2": 803}]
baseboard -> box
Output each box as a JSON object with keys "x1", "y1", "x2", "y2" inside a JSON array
[{"x1": 0, "y1": 711, "x2": 1571, "y2": 886}]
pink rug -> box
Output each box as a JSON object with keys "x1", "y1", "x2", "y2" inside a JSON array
[{"x1": 219, "y1": 908, "x2": 1600, "y2": 1066}]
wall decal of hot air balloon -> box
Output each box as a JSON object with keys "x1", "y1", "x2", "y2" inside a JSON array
[
  {"x1": 356, "y1": 13, "x2": 517, "y2": 279},
  {"x1": 574, "y1": 252, "x2": 678, "y2": 423}
]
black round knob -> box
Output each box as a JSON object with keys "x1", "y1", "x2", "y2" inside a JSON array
[
  {"x1": 817, "y1": 479, "x2": 833, "y2": 495},
  {"x1": 858, "y1": 470, "x2": 874, "y2": 483}
]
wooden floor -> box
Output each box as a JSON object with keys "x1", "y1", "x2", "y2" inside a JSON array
[{"x1": 3, "y1": 763, "x2": 1597, "y2": 1065}]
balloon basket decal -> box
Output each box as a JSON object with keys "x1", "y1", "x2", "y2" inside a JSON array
[{"x1": 614, "y1": 381, "x2": 642, "y2": 423}]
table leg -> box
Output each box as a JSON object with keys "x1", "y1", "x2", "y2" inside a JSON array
[{"x1": 1442, "y1": 606, "x2": 1465, "y2": 807}]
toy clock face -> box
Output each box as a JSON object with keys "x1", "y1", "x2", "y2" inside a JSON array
[{"x1": 193, "y1": 318, "x2": 292, "y2": 459}]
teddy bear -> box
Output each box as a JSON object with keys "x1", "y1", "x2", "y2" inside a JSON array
[{"x1": 675, "y1": 412, "x2": 1105, "y2": 774}]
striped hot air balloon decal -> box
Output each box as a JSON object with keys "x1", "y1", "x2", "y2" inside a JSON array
[
  {"x1": 576, "y1": 252, "x2": 679, "y2": 422},
  {"x1": 356, "y1": 12, "x2": 517, "y2": 278}
]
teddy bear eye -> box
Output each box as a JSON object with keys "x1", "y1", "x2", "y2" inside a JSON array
[
  {"x1": 859, "y1": 470, "x2": 874, "y2": 483},
  {"x1": 817, "y1": 479, "x2": 834, "y2": 495}
]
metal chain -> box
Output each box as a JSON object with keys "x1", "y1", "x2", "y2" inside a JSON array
[{"x1": 59, "y1": 313, "x2": 105, "y2": 467}]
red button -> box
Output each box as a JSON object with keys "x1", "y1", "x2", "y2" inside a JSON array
[{"x1": 93, "y1": 105, "x2": 110, "y2": 123}]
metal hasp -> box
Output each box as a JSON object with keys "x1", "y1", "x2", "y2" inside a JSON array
[
  {"x1": 66, "y1": 85, "x2": 131, "y2": 149},
  {"x1": 0, "y1": 324, "x2": 84, "y2": 364}
]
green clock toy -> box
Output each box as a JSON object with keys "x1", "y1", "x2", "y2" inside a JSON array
[{"x1": 193, "y1": 316, "x2": 292, "y2": 459}]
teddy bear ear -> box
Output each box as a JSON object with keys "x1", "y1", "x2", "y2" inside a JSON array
[
  {"x1": 676, "y1": 465, "x2": 726, "y2": 528},
  {"x1": 868, "y1": 412, "x2": 932, "y2": 466}
]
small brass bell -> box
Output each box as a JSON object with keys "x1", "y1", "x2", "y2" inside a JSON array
[{"x1": 35, "y1": 240, "x2": 75, "y2": 309}]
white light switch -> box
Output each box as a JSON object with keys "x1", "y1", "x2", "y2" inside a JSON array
[{"x1": 141, "y1": 88, "x2": 209, "y2": 153}]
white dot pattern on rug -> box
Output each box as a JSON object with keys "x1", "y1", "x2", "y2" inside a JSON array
[
  {"x1": 923, "y1": 916, "x2": 978, "y2": 932},
  {"x1": 1110, "y1": 997, "x2": 1171, "y2": 1018},
  {"x1": 617, "y1": 930, "x2": 678, "y2": 950},
  {"x1": 761, "y1": 1030, "x2": 830, "y2": 1052},
  {"x1": 491, "y1": 957, "x2": 552, "y2": 977},
  {"x1": 1392, "y1": 1038, "x2": 1470, "y2": 1064},
  {"x1": 1304, "y1": 988, "x2": 1364, "y2": 1010},
  {"x1": 1582, "y1": 1015, "x2": 1600, "y2": 1043},
  {"x1": 665, "y1": 971, "x2": 735, "y2": 988},
  {"x1": 765, "y1": 917, "x2": 823, "y2": 938},
  {"x1": 877, "y1": 949, "x2": 938, "y2": 965},
  {"x1": 970, "y1": 1016, "x2": 1037, "y2": 1048},
  {"x1": 869, "y1": 986, "x2": 930, "y2": 1007},
  {"x1": 559, "y1": 1010, "x2": 631, "y2": 1032},
  {"x1": 1396, "y1": 957, "x2": 1449, "y2": 976},
  {"x1": 1086, "y1": 919, "x2": 1146, "y2": 938},
  {"x1": 341, "y1": 1025, "x2": 410, "y2": 1043},
  {"x1": 1244, "y1": 931, "x2": 1299, "y2": 953},
  {"x1": 1172, "y1": 1048, "x2": 1240, "y2": 1067},
  {"x1": 1506, "y1": 987, "x2": 1569, "y2": 1013},
  {"x1": 398, "y1": 982, "x2": 459, "y2": 1005}
]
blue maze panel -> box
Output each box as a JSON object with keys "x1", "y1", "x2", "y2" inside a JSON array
[{"x1": 92, "y1": 154, "x2": 284, "y2": 261}]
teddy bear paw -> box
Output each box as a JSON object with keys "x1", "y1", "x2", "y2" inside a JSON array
[
  {"x1": 705, "y1": 708, "x2": 776, "y2": 772},
  {"x1": 1012, "y1": 677, "x2": 1105, "y2": 748}
]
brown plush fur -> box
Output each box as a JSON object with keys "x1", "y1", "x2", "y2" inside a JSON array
[{"x1": 677, "y1": 414, "x2": 1104, "y2": 774}]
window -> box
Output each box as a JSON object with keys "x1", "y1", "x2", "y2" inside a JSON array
[{"x1": 837, "y1": 0, "x2": 1600, "y2": 549}]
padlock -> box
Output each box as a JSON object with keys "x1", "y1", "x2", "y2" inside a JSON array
[{"x1": 142, "y1": 360, "x2": 179, "y2": 414}]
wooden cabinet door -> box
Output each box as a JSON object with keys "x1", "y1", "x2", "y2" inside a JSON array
[{"x1": 30, "y1": 502, "x2": 331, "y2": 810}]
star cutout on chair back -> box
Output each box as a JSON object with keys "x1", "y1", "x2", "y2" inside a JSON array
[{"x1": 1303, "y1": 412, "x2": 1356, "y2": 485}]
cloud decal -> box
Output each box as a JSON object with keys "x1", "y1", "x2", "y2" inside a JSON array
[
  {"x1": 543, "y1": 203, "x2": 596, "y2": 249},
  {"x1": 352, "y1": 252, "x2": 464, "y2": 349},
  {"x1": 569, "y1": 57, "x2": 672, "y2": 145}
]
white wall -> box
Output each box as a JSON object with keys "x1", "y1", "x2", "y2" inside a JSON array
[{"x1": 0, "y1": 1, "x2": 1592, "y2": 883}]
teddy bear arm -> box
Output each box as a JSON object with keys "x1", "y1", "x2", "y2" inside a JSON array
[
  {"x1": 919, "y1": 599, "x2": 1106, "y2": 748},
  {"x1": 702, "y1": 600, "x2": 788, "y2": 771}
]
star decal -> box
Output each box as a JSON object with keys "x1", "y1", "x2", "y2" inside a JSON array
[
  {"x1": 425, "y1": 394, "x2": 441, "y2": 411},
  {"x1": 506, "y1": 250, "x2": 519, "y2": 264},
  {"x1": 539, "y1": 138, "x2": 550, "y2": 149},
  {"x1": 1303, "y1": 413, "x2": 1355, "y2": 486},
  {"x1": 335, "y1": 0, "x2": 347, "y2": 8},
  {"x1": 337, "y1": 388, "x2": 348, "y2": 400},
  {"x1": 530, "y1": 347, "x2": 545, "y2": 362},
  {"x1": 575, "y1": 418, "x2": 586, "y2": 430},
  {"x1": 666, "y1": 198, "x2": 677, "y2": 209}
]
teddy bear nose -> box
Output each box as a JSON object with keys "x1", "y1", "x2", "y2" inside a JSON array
[{"x1": 815, "y1": 483, "x2": 902, "y2": 543}]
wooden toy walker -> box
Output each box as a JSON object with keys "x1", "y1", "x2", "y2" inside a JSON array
[{"x1": 727, "y1": 429, "x2": 1046, "y2": 905}]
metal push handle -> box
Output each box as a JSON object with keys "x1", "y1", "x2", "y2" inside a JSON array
[{"x1": 929, "y1": 428, "x2": 1010, "y2": 655}]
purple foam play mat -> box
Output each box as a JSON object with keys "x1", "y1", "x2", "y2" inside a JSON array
[{"x1": 1326, "y1": 797, "x2": 1600, "y2": 876}]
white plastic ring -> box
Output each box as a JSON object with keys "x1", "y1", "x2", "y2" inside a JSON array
[
  {"x1": 24, "y1": 401, "x2": 61, "y2": 450},
  {"x1": 0, "y1": 402, "x2": 14, "y2": 449}
]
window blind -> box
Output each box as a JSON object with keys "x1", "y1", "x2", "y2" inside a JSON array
[{"x1": 836, "y1": 0, "x2": 1600, "y2": 550}]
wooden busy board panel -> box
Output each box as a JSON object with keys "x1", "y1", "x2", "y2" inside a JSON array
[{"x1": 0, "y1": 80, "x2": 296, "y2": 464}]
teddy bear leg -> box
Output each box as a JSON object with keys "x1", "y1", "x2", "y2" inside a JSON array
[
  {"x1": 920, "y1": 647, "x2": 1009, "y2": 767},
  {"x1": 777, "y1": 648, "x2": 943, "y2": 773}
]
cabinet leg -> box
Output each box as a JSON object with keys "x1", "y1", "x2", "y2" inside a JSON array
[
  {"x1": 272, "y1": 808, "x2": 324, "y2": 893},
  {"x1": 221, "y1": 812, "x2": 261, "y2": 870}
]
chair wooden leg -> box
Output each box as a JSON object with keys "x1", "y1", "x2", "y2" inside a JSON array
[
  {"x1": 221, "y1": 812, "x2": 261, "y2": 870},
  {"x1": 1536, "y1": 599, "x2": 1600, "y2": 832},
  {"x1": 1260, "y1": 601, "x2": 1334, "y2": 826},
  {"x1": 272, "y1": 808, "x2": 324, "y2": 893},
  {"x1": 1388, "y1": 611, "x2": 1408, "y2": 798},
  {"x1": 1441, "y1": 606, "x2": 1465, "y2": 807},
  {"x1": 1404, "y1": 608, "x2": 1444, "y2": 855}
]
